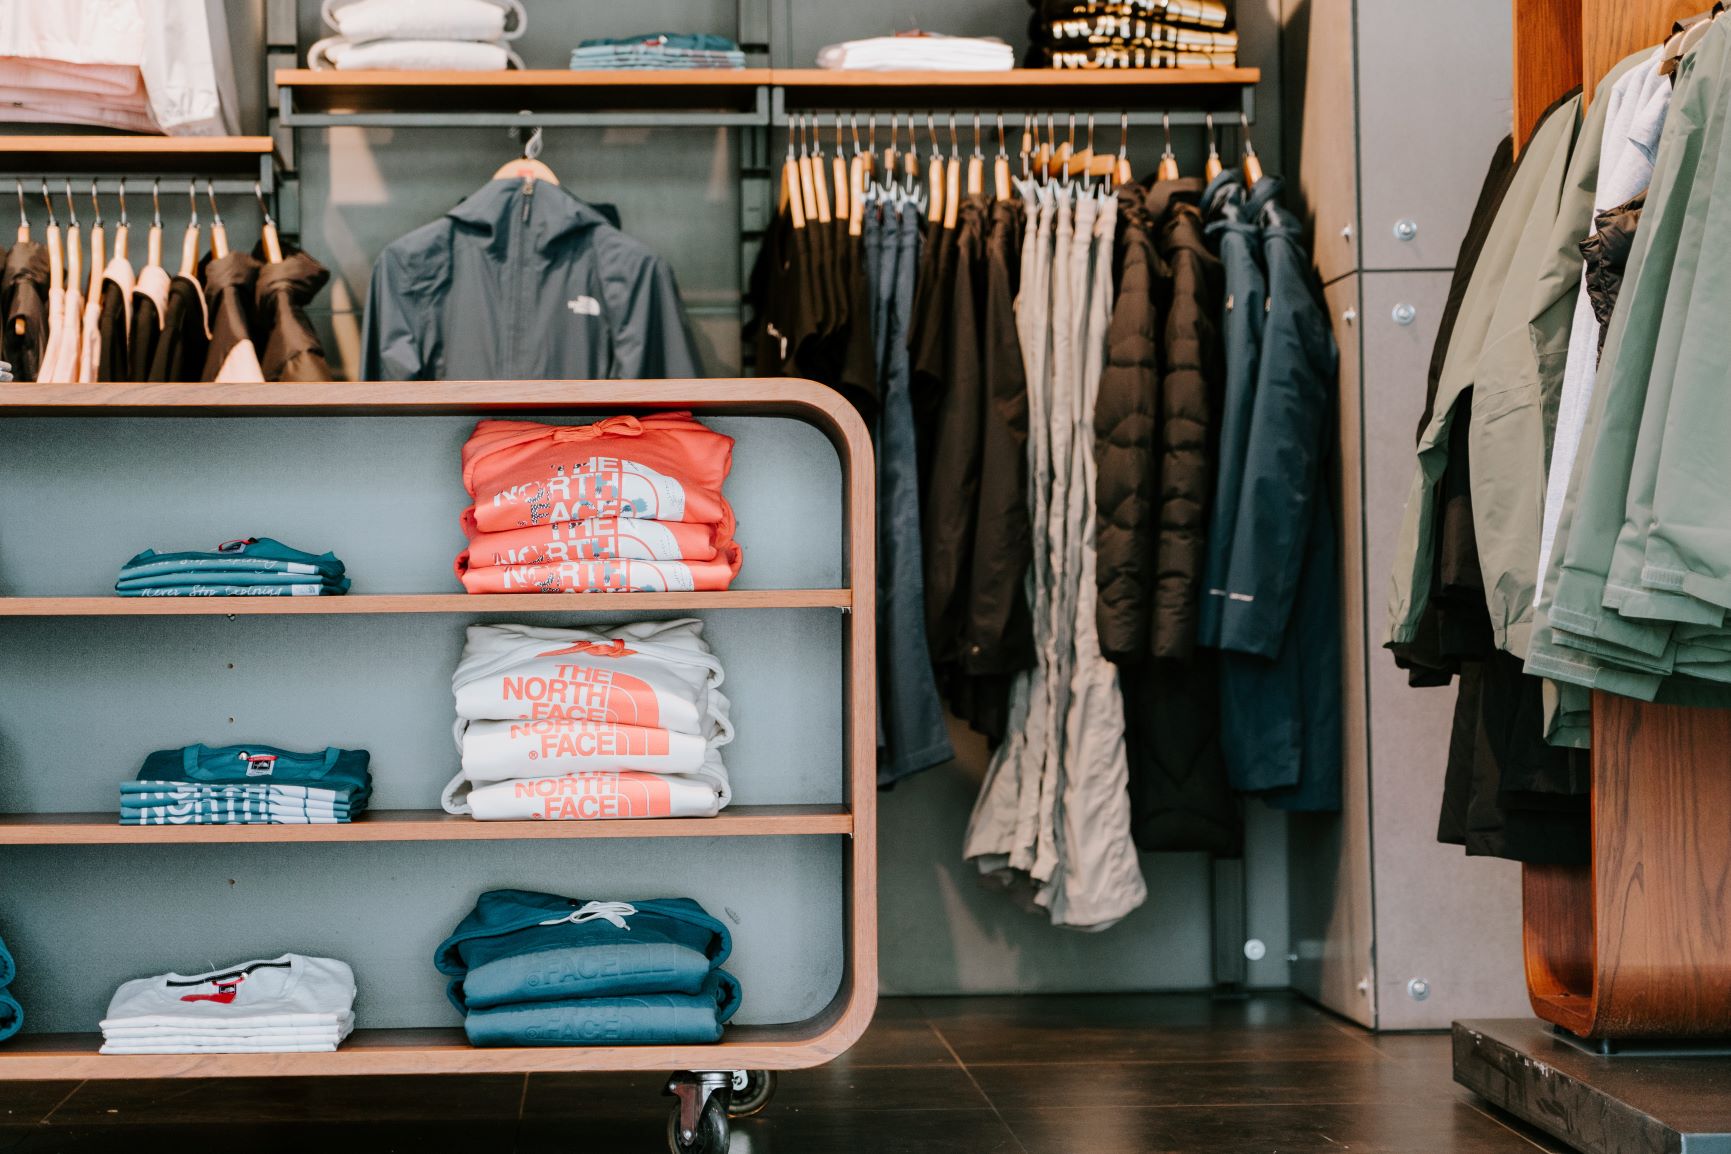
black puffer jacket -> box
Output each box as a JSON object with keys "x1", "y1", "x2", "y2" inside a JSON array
[
  {"x1": 1149, "y1": 178, "x2": 1225, "y2": 662},
  {"x1": 1094, "y1": 184, "x2": 1161, "y2": 663},
  {"x1": 1582, "y1": 190, "x2": 1644, "y2": 355}
]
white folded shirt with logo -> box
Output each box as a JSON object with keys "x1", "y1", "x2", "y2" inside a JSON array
[
  {"x1": 100, "y1": 954, "x2": 357, "y2": 1053},
  {"x1": 457, "y1": 769, "x2": 724, "y2": 821},
  {"x1": 445, "y1": 619, "x2": 733, "y2": 816}
]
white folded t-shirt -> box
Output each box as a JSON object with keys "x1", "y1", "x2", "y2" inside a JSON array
[{"x1": 101, "y1": 955, "x2": 356, "y2": 1035}]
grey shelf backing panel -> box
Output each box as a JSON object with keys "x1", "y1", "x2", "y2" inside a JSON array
[
  {"x1": 279, "y1": 83, "x2": 772, "y2": 129},
  {"x1": 771, "y1": 84, "x2": 1255, "y2": 126},
  {"x1": 0, "y1": 837, "x2": 844, "y2": 1033}
]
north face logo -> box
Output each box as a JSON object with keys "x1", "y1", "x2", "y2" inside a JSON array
[{"x1": 567, "y1": 296, "x2": 602, "y2": 317}]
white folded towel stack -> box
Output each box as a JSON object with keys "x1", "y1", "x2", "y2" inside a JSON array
[
  {"x1": 309, "y1": 0, "x2": 526, "y2": 71},
  {"x1": 817, "y1": 33, "x2": 1016, "y2": 71}
]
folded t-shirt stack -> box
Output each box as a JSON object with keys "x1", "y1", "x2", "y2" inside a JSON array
[
  {"x1": 0, "y1": 929, "x2": 21, "y2": 1043},
  {"x1": 570, "y1": 33, "x2": 746, "y2": 71},
  {"x1": 100, "y1": 955, "x2": 356, "y2": 1054},
  {"x1": 116, "y1": 538, "x2": 350, "y2": 598},
  {"x1": 310, "y1": 0, "x2": 525, "y2": 72},
  {"x1": 442, "y1": 619, "x2": 733, "y2": 821},
  {"x1": 435, "y1": 891, "x2": 741, "y2": 1046},
  {"x1": 1027, "y1": 0, "x2": 1238, "y2": 69},
  {"x1": 123, "y1": 743, "x2": 373, "y2": 826},
  {"x1": 817, "y1": 32, "x2": 1015, "y2": 71},
  {"x1": 455, "y1": 414, "x2": 743, "y2": 595}
]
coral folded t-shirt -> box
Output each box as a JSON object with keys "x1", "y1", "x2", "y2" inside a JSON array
[{"x1": 462, "y1": 414, "x2": 735, "y2": 534}]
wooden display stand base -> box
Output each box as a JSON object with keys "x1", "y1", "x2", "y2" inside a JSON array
[{"x1": 1524, "y1": 695, "x2": 1731, "y2": 1040}]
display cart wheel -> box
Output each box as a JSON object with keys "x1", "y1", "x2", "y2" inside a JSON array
[
  {"x1": 727, "y1": 1069, "x2": 777, "y2": 1117},
  {"x1": 666, "y1": 1094, "x2": 730, "y2": 1154}
]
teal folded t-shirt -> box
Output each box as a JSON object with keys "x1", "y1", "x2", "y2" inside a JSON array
[{"x1": 119, "y1": 538, "x2": 346, "y2": 581}]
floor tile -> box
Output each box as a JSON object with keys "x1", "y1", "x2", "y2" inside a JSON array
[
  {"x1": 840, "y1": 997, "x2": 957, "y2": 1067},
  {"x1": 0, "y1": 1081, "x2": 78, "y2": 1125},
  {"x1": 1002, "y1": 1101, "x2": 1550, "y2": 1154},
  {"x1": 926, "y1": 1008, "x2": 1383, "y2": 1067},
  {"x1": 47, "y1": 1074, "x2": 525, "y2": 1125},
  {"x1": 972, "y1": 1055, "x2": 1451, "y2": 1110},
  {"x1": 520, "y1": 1108, "x2": 1022, "y2": 1154}
]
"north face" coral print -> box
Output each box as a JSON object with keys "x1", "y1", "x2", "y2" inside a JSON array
[{"x1": 499, "y1": 664, "x2": 664, "y2": 728}]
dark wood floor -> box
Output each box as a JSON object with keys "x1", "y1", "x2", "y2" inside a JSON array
[{"x1": 0, "y1": 993, "x2": 1571, "y2": 1153}]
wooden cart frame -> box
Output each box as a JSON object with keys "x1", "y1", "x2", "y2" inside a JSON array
[{"x1": 0, "y1": 377, "x2": 878, "y2": 1080}]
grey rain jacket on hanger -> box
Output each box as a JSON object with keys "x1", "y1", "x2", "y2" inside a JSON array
[{"x1": 361, "y1": 178, "x2": 704, "y2": 382}]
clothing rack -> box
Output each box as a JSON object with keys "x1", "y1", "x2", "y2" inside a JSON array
[{"x1": 1509, "y1": 0, "x2": 1731, "y2": 1042}]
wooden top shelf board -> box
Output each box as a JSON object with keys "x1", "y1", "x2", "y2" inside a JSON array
[
  {"x1": 0, "y1": 591, "x2": 850, "y2": 615},
  {"x1": 0, "y1": 805, "x2": 851, "y2": 845},
  {"x1": 0, "y1": 135, "x2": 276, "y2": 175},
  {"x1": 0, "y1": 1024, "x2": 857, "y2": 1077},
  {"x1": 774, "y1": 67, "x2": 1261, "y2": 87}
]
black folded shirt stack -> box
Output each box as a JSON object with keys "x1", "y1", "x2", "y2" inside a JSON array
[{"x1": 1026, "y1": 0, "x2": 1239, "y2": 70}]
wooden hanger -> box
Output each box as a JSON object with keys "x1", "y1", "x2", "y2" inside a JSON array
[
  {"x1": 255, "y1": 181, "x2": 283, "y2": 264},
  {"x1": 84, "y1": 183, "x2": 105, "y2": 300},
  {"x1": 112, "y1": 180, "x2": 130, "y2": 267},
  {"x1": 179, "y1": 182, "x2": 200, "y2": 277},
  {"x1": 1240, "y1": 113, "x2": 1264, "y2": 188},
  {"x1": 14, "y1": 180, "x2": 26, "y2": 244},
  {"x1": 832, "y1": 116, "x2": 850, "y2": 222},
  {"x1": 1066, "y1": 114, "x2": 1095, "y2": 180},
  {"x1": 797, "y1": 116, "x2": 821, "y2": 224},
  {"x1": 781, "y1": 129, "x2": 805, "y2": 230},
  {"x1": 146, "y1": 179, "x2": 163, "y2": 269},
  {"x1": 1204, "y1": 113, "x2": 1224, "y2": 181},
  {"x1": 993, "y1": 114, "x2": 1012, "y2": 201},
  {"x1": 882, "y1": 113, "x2": 900, "y2": 196},
  {"x1": 1115, "y1": 111, "x2": 1133, "y2": 186},
  {"x1": 848, "y1": 123, "x2": 866, "y2": 237},
  {"x1": 967, "y1": 113, "x2": 985, "y2": 198},
  {"x1": 40, "y1": 186, "x2": 60, "y2": 296},
  {"x1": 944, "y1": 114, "x2": 961, "y2": 228},
  {"x1": 492, "y1": 124, "x2": 559, "y2": 186},
  {"x1": 62, "y1": 184, "x2": 81, "y2": 305},
  {"x1": 808, "y1": 118, "x2": 833, "y2": 225},
  {"x1": 925, "y1": 114, "x2": 945, "y2": 224},
  {"x1": 1157, "y1": 112, "x2": 1181, "y2": 182},
  {"x1": 205, "y1": 183, "x2": 228, "y2": 260},
  {"x1": 1050, "y1": 114, "x2": 1073, "y2": 181}
]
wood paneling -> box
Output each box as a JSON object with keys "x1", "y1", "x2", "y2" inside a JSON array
[
  {"x1": 1512, "y1": 0, "x2": 1582, "y2": 150},
  {"x1": 1583, "y1": 1, "x2": 1701, "y2": 92},
  {"x1": 0, "y1": 806, "x2": 853, "y2": 845}
]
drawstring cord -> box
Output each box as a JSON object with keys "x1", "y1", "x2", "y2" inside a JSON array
[{"x1": 539, "y1": 900, "x2": 638, "y2": 930}]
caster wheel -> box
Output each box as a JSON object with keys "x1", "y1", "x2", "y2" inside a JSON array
[
  {"x1": 728, "y1": 1069, "x2": 777, "y2": 1117},
  {"x1": 667, "y1": 1094, "x2": 730, "y2": 1154}
]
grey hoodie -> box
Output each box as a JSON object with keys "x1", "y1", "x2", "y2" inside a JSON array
[{"x1": 361, "y1": 178, "x2": 703, "y2": 381}]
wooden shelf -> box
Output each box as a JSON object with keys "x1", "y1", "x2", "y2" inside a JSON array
[
  {"x1": 0, "y1": 135, "x2": 276, "y2": 176},
  {"x1": 278, "y1": 69, "x2": 772, "y2": 120},
  {"x1": 773, "y1": 67, "x2": 1261, "y2": 87},
  {"x1": 0, "y1": 1024, "x2": 856, "y2": 1078},
  {"x1": 0, "y1": 805, "x2": 851, "y2": 845},
  {"x1": 0, "y1": 591, "x2": 850, "y2": 616}
]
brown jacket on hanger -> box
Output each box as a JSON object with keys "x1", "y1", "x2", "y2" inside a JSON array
[
  {"x1": 201, "y1": 250, "x2": 264, "y2": 382},
  {"x1": 255, "y1": 247, "x2": 333, "y2": 382},
  {"x1": 149, "y1": 273, "x2": 209, "y2": 382},
  {"x1": 2, "y1": 241, "x2": 48, "y2": 381}
]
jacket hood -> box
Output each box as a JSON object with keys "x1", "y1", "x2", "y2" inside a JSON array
[{"x1": 447, "y1": 179, "x2": 614, "y2": 259}]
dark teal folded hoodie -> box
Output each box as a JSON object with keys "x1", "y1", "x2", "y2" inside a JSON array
[{"x1": 434, "y1": 890, "x2": 735, "y2": 1014}]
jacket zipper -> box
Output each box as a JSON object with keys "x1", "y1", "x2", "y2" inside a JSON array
[{"x1": 508, "y1": 179, "x2": 534, "y2": 379}]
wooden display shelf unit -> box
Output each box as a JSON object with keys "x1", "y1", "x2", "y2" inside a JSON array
[
  {"x1": 0, "y1": 1023, "x2": 862, "y2": 1078},
  {"x1": 0, "y1": 591, "x2": 852, "y2": 616},
  {"x1": 0, "y1": 378, "x2": 879, "y2": 1078},
  {"x1": 0, "y1": 805, "x2": 853, "y2": 845}
]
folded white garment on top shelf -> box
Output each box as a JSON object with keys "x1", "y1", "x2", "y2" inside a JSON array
[
  {"x1": 102, "y1": 1041, "x2": 343, "y2": 1054},
  {"x1": 308, "y1": 37, "x2": 522, "y2": 71},
  {"x1": 817, "y1": 34, "x2": 1015, "y2": 71},
  {"x1": 322, "y1": 0, "x2": 524, "y2": 43},
  {"x1": 455, "y1": 769, "x2": 726, "y2": 821}
]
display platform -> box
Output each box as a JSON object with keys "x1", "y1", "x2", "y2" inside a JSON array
[{"x1": 1454, "y1": 1019, "x2": 1731, "y2": 1154}]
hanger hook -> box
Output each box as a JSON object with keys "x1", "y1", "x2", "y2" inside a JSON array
[
  {"x1": 151, "y1": 178, "x2": 161, "y2": 228},
  {"x1": 850, "y1": 112, "x2": 861, "y2": 155},
  {"x1": 1119, "y1": 110, "x2": 1130, "y2": 159},
  {"x1": 835, "y1": 112, "x2": 844, "y2": 153},
  {"x1": 948, "y1": 112, "x2": 958, "y2": 158},
  {"x1": 973, "y1": 112, "x2": 982, "y2": 158},
  {"x1": 116, "y1": 178, "x2": 127, "y2": 226},
  {"x1": 254, "y1": 180, "x2": 274, "y2": 227},
  {"x1": 523, "y1": 124, "x2": 544, "y2": 161},
  {"x1": 63, "y1": 180, "x2": 77, "y2": 228},
  {"x1": 1240, "y1": 111, "x2": 1257, "y2": 156},
  {"x1": 186, "y1": 181, "x2": 198, "y2": 227},
  {"x1": 812, "y1": 112, "x2": 823, "y2": 156},
  {"x1": 1067, "y1": 113, "x2": 1076, "y2": 151},
  {"x1": 205, "y1": 180, "x2": 221, "y2": 225},
  {"x1": 89, "y1": 180, "x2": 102, "y2": 228},
  {"x1": 40, "y1": 182, "x2": 55, "y2": 227},
  {"x1": 15, "y1": 179, "x2": 24, "y2": 229},
  {"x1": 995, "y1": 112, "x2": 1005, "y2": 158}
]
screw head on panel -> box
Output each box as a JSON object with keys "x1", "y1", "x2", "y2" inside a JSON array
[
  {"x1": 1407, "y1": 978, "x2": 1431, "y2": 1001},
  {"x1": 1243, "y1": 939, "x2": 1267, "y2": 962},
  {"x1": 1341, "y1": 223, "x2": 1353, "y2": 242},
  {"x1": 1394, "y1": 218, "x2": 1419, "y2": 242},
  {"x1": 1342, "y1": 308, "x2": 1358, "y2": 325},
  {"x1": 1392, "y1": 302, "x2": 1417, "y2": 326}
]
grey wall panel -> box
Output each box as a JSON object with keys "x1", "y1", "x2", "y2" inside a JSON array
[
  {"x1": 1355, "y1": 0, "x2": 1512, "y2": 271},
  {"x1": 1289, "y1": 272, "x2": 1374, "y2": 1027},
  {"x1": 1357, "y1": 271, "x2": 1528, "y2": 1028},
  {"x1": 0, "y1": 837, "x2": 843, "y2": 1032},
  {"x1": 1284, "y1": 0, "x2": 1359, "y2": 285},
  {"x1": 0, "y1": 415, "x2": 842, "y2": 595}
]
